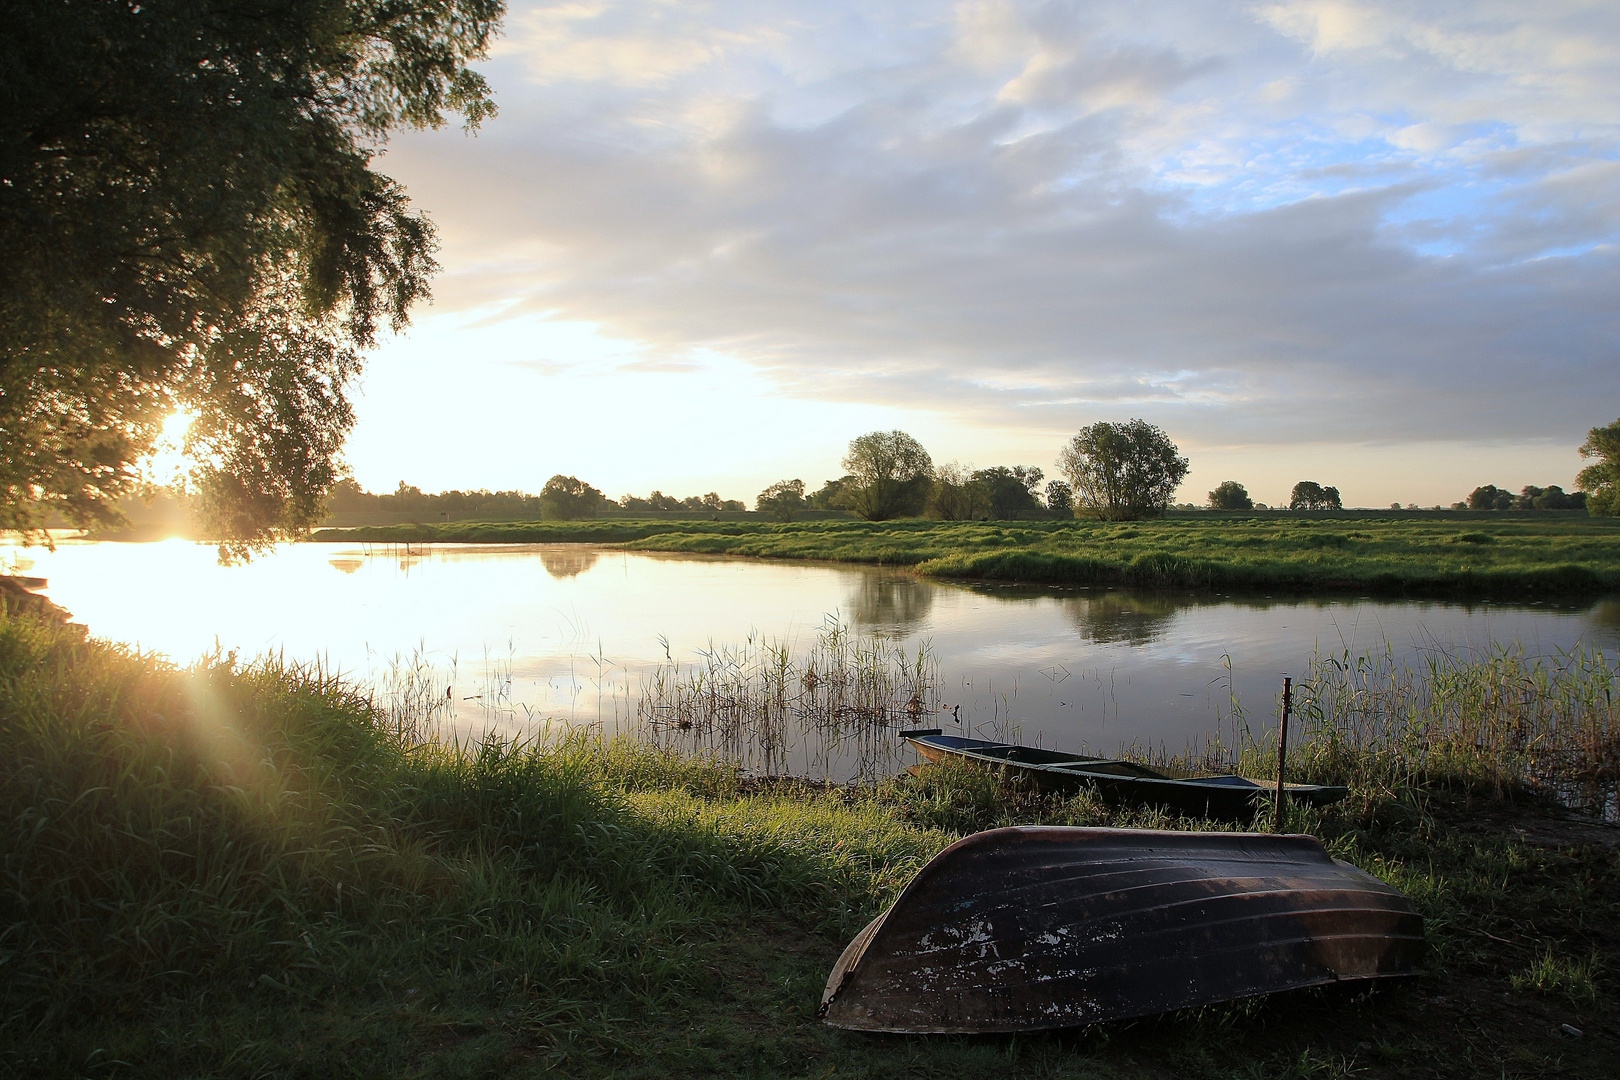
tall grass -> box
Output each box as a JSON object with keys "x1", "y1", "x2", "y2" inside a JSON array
[
  {"x1": 1270, "y1": 645, "x2": 1620, "y2": 815},
  {"x1": 637, "y1": 616, "x2": 940, "y2": 781},
  {"x1": 0, "y1": 605, "x2": 948, "y2": 1074}
]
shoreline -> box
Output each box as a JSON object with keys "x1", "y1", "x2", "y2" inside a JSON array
[{"x1": 303, "y1": 516, "x2": 1620, "y2": 600}]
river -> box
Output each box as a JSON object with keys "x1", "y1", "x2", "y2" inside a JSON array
[{"x1": 11, "y1": 538, "x2": 1618, "y2": 780}]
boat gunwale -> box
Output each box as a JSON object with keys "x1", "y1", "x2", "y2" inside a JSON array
[{"x1": 907, "y1": 734, "x2": 1349, "y2": 798}]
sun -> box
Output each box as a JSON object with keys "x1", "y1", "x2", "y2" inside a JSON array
[{"x1": 140, "y1": 411, "x2": 196, "y2": 486}]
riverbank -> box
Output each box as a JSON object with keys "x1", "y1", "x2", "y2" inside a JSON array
[
  {"x1": 309, "y1": 513, "x2": 1620, "y2": 597},
  {"x1": 2, "y1": 603, "x2": 1616, "y2": 1078}
]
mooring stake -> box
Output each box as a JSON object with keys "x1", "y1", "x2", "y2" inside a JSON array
[{"x1": 1275, "y1": 676, "x2": 1293, "y2": 833}]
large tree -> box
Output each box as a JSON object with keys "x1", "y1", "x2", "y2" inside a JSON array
[
  {"x1": 538, "y1": 475, "x2": 605, "y2": 521},
  {"x1": 1207, "y1": 480, "x2": 1254, "y2": 511},
  {"x1": 1, "y1": 0, "x2": 503, "y2": 557},
  {"x1": 1577, "y1": 417, "x2": 1620, "y2": 516},
  {"x1": 928, "y1": 463, "x2": 988, "y2": 521},
  {"x1": 1056, "y1": 420, "x2": 1189, "y2": 521},
  {"x1": 756, "y1": 479, "x2": 807, "y2": 522},
  {"x1": 1289, "y1": 481, "x2": 1342, "y2": 511},
  {"x1": 973, "y1": 465, "x2": 1044, "y2": 520},
  {"x1": 840, "y1": 431, "x2": 933, "y2": 520}
]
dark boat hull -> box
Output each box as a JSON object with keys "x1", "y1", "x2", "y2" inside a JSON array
[
  {"x1": 907, "y1": 733, "x2": 1348, "y2": 819},
  {"x1": 821, "y1": 826, "x2": 1424, "y2": 1033}
]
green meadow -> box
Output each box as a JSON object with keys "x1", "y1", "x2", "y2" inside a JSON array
[
  {"x1": 312, "y1": 512, "x2": 1620, "y2": 596},
  {"x1": 3, "y1": 597, "x2": 1616, "y2": 1079}
]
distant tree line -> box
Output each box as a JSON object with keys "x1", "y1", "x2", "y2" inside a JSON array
[
  {"x1": 754, "y1": 420, "x2": 1184, "y2": 523},
  {"x1": 1464, "y1": 484, "x2": 1586, "y2": 511},
  {"x1": 323, "y1": 416, "x2": 1620, "y2": 526},
  {"x1": 325, "y1": 476, "x2": 749, "y2": 522}
]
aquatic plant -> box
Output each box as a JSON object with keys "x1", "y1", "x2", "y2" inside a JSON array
[{"x1": 635, "y1": 615, "x2": 940, "y2": 781}]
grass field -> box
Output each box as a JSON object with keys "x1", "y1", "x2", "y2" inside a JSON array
[
  {"x1": 310, "y1": 512, "x2": 1620, "y2": 596},
  {"x1": 3, "y1": 600, "x2": 1617, "y2": 1079}
]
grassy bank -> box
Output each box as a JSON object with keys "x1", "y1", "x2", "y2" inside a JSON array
[
  {"x1": 309, "y1": 513, "x2": 1620, "y2": 596},
  {"x1": 3, "y1": 604, "x2": 1617, "y2": 1078}
]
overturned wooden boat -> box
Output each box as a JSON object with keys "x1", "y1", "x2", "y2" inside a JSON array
[
  {"x1": 903, "y1": 731, "x2": 1348, "y2": 819},
  {"x1": 821, "y1": 826, "x2": 1423, "y2": 1033}
]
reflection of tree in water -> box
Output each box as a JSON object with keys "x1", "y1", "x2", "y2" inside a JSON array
[
  {"x1": 327, "y1": 557, "x2": 363, "y2": 574},
  {"x1": 848, "y1": 573, "x2": 935, "y2": 636},
  {"x1": 1058, "y1": 591, "x2": 1186, "y2": 646},
  {"x1": 540, "y1": 547, "x2": 599, "y2": 580},
  {"x1": 1587, "y1": 600, "x2": 1620, "y2": 642}
]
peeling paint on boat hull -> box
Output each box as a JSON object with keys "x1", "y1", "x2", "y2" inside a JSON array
[{"x1": 820, "y1": 826, "x2": 1424, "y2": 1033}]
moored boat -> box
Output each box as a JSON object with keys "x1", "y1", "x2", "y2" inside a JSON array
[
  {"x1": 902, "y1": 730, "x2": 1348, "y2": 818},
  {"x1": 820, "y1": 825, "x2": 1424, "y2": 1033}
]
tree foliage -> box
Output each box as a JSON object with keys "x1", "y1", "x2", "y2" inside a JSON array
[
  {"x1": 1207, "y1": 480, "x2": 1254, "y2": 511},
  {"x1": 1, "y1": 0, "x2": 503, "y2": 557},
  {"x1": 755, "y1": 479, "x2": 806, "y2": 521},
  {"x1": 974, "y1": 466, "x2": 1044, "y2": 520},
  {"x1": 1289, "y1": 481, "x2": 1342, "y2": 511},
  {"x1": 1468, "y1": 484, "x2": 1515, "y2": 511},
  {"x1": 928, "y1": 463, "x2": 988, "y2": 521},
  {"x1": 840, "y1": 431, "x2": 933, "y2": 521},
  {"x1": 1044, "y1": 479, "x2": 1073, "y2": 515},
  {"x1": 1056, "y1": 420, "x2": 1189, "y2": 521},
  {"x1": 538, "y1": 476, "x2": 605, "y2": 521},
  {"x1": 1577, "y1": 417, "x2": 1620, "y2": 516}
]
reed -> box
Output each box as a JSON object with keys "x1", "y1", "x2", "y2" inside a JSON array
[
  {"x1": 636, "y1": 616, "x2": 940, "y2": 781},
  {"x1": 1246, "y1": 644, "x2": 1620, "y2": 815}
]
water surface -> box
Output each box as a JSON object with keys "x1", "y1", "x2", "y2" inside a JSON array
[{"x1": 13, "y1": 539, "x2": 1618, "y2": 778}]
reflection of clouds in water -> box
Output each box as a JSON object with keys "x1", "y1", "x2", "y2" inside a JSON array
[
  {"x1": 848, "y1": 574, "x2": 934, "y2": 636},
  {"x1": 540, "y1": 548, "x2": 599, "y2": 580},
  {"x1": 328, "y1": 557, "x2": 363, "y2": 575}
]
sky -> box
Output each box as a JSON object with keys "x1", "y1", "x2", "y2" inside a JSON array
[{"x1": 341, "y1": 0, "x2": 1620, "y2": 509}]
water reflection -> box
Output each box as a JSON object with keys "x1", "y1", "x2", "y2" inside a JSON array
[
  {"x1": 540, "y1": 547, "x2": 599, "y2": 580},
  {"x1": 847, "y1": 573, "x2": 935, "y2": 636},
  {"x1": 12, "y1": 539, "x2": 1619, "y2": 786},
  {"x1": 1590, "y1": 599, "x2": 1620, "y2": 633}
]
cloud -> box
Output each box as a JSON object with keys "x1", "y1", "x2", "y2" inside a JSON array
[{"x1": 380, "y1": 0, "x2": 1620, "y2": 455}]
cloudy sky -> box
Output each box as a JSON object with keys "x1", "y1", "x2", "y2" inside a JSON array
[{"x1": 343, "y1": 0, "x2": 1620, "y2": 508}]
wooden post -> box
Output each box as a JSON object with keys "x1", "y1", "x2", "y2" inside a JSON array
[{"x1": 1275, "y1": 677, "x2": 1293, "y2": 833}]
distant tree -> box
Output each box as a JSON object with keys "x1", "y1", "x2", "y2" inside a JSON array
[
  {"x1": 1208, "y1": 481, "x2": 1254, "y2": 511},
  {"x1": 808, "y1": 477, "x2": 851, "y2": 511},
  {"x1": 1467, "y1": 484, "x2": 1514, "y2": 511},
  {"x1": 1289, "y1": 481, "x2": 1342, "y2": 511},
  {"x1": 619, "y1": 494, "x2": 652, "y2": 512},
  {"x1": 929, "y1": 463, "x2": 989, "y2": 520},
  {"x1": 1521, "y1": 485, "x2": 1585, "y2": 510},
  {"x1": 720, "y1": 499, "x2": 745, "y2": 512},
  {"x1": 1044, "y1": 479, "x2": 1073, "y2": 515},
  {"x1": 1057, "y1": 420, "x2": 1189, "y2": 521},
  {"x1": 648, "y1": 490, "x2": 681, "y2": 511},
  {"x1": 841, "y1": 431, "x2": 934, "y2": 520},
  {"x1": 973, "y1": 465, "x2": 1043, "y2": 519},
  {"x1": 1578, "y1": 417, "x2": 1620, "y2": 516},
  {"x1": 756, "y1": 479, "x2": 807, "y2": 522},
  {"x1": 539, "y1": 475, "x2": 605, "y2": 520}
]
